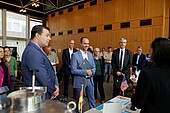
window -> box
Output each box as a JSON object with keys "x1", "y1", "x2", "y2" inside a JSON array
[
  {"x1": 0, "y1": 39, "x2": 2, "y2": 45},
  {"x1": 6, "y1": 11, "x2": 26, "y2": 38},
  {"x1": 6, "y1": 40, "x2": 26, "y2": 61},
  {"x1": 0, "y1": 10, "x2": 2, "y2": 36},
  {"x1": 30, "y1": 18, "x2": 42, "y2": 38},
  {"x1": 104, "y1": 24, "x2": 112, "y2": 30}
]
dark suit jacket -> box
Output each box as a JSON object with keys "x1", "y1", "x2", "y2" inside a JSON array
[
  {"x1": 135, "y1": 64, "x2": 170, "y2": 113},
  {"x1": 94, "y1": 56, "x2": 105, "y2": 77},
  {"x1": 62, "y1": 48, "x2": 77, "y2": 70},
  {"x1": 111, "y1": 48, "x2": 132, "y2": 83},
  {"x1": 22, "y1": 41, "x2": 58, "y2": 99},
  {"x1": 132, "y1": 53, "x2": 146, "y2": 71}
]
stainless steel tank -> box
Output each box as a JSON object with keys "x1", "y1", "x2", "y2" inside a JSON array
[
  {"x1": 7, "y1": 86, "x2": 47, "y2": 112},
  {"x1": 1, "y1": 86, "x2": 76, "y2": 113}
]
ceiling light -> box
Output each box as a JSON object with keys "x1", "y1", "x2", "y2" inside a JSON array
[
  {"x1": 19, "y1": 8, "x2": 27, "y2": 12},
  {"x1": 32, "y1": 2, "x2": 40, "y2": 7}
]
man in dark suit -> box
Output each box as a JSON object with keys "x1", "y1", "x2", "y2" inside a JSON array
[
  {"x1": 71, "y1": 37, "x2": 96, "y2": 113},
  {"x1": 22, "y1": 25, "x2": 59, "y2": 99},
  {"x1": 62, "y1": 40, "x2": 77, "y2": 102},
  {"x1": 111, "y1": 38, "x2": 132, "y2": 97},
  {"x1": 132, "y1": 46, "x2": 146, "y2": 72}
]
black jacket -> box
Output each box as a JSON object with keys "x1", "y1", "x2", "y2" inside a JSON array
[{"x1": 135, "y1": 64, "x2": 170, "y2": 113}]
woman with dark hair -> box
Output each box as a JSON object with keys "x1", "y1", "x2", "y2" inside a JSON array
[
  {"x1": 134, "y1": 38, "x2": 170, "y2": 113},
  {"x1": 0, "y1": 46, "x2": 10, "y2": 88}
]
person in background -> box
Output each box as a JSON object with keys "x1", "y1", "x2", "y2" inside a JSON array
[
  {"x1": 93, "y1": 48, "x2": 105, "y2": 104},
  {"x1": 87, "y1": 45, "x2": 93, "y2": 53},
  {"x1": 100, "y1": 47, "x2": 106, "y2": 57},
  {"x1": 51, "y1": 48, "x2": 56, "y2": 53},
  {"x1": 103, "y1": 47, "x2": 113, "y2": 82},
  {"x1": 132, "y1": 46, "x2": 146, "y2": 72},
  {"x1": 44, "y1": 45, "x2": 59, "y2": 75},
  {"x1": 62, "y1": 40, "x2": 77, "y2": 102},
  {"x1": 111, "y1": 38, "x2": 132, "y2": 97},
  {"x1": 71, "y1": 37, "x2": 96, "y2": 113},
  {"x1": 135, "y1": 37, "x2": 170, "y2": 113},
  {"x1": 22, "y1": 25, "x2": 59, "y2": 99},
  {"x1": 4, "y1": 46, "x2": 17, "y2": 92},
  {"x1": 144, "y1": 53, "x2": 154, "y2": 68},
  {"x1": 11, "y1": 48, "x2": 17, "y2": 60},
  {"x1": 0, "y1": 46, "x2": 10, "y2": 89}
]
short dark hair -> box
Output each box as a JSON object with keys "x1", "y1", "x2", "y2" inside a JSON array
[
  {"x1": 151, "y1": 37, "x2": 170, "y2": 66},
  {"x1": 31, "y1": 25, "x2": 50, "y2": 39},
  {"x1": 137, "y1": 46, "x2": 142, "y2": 49},
  {"x1": 4, "y1": 46, "x2": 10, "y2": 50},
  {"x1": 80, "y1": 37, "x2": 88, "y2": 43},
  {"x1": 108, "y1": 47, "x2": 112, "y2": 49}
]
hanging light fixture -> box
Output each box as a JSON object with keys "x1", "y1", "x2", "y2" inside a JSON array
[
  {"x1": 31, "y1": 2, "x2": 39, "y2": 7},
  {"x1": 19, "y1": 8, "x2": 27, "y2": 12},
  {"x1": 31, "y1": 0, "x2": 40, "y2": 7}
]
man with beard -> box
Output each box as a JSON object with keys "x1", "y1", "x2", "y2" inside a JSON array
[{"x1": 71, "y1": 37, "x2": 96, "y2": 113}]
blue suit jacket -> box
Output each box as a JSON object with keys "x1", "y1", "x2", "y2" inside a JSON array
[
  {"x1": 71, "y1": 50, "x2": 96, "y2": 89},
  {"x1": 22, "y1": 41, "x2": 58, "y2": 99}
]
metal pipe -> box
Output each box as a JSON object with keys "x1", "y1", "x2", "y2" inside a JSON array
[{"x1": 45, "y1": 0, "x2": 85, "y2": 14}]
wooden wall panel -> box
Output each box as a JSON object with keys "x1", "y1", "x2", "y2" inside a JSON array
[
  {"x1": 114, "y1": 0, "x2": 130, "y2": 22},
  {"x1": 47, "y1": 0, "x2": 169, "y2": 66},
  {"x1": 66, "y1": 12, "x2": 74, "y2": 29},
  {"x1": 163, "y1": 18, "x2": 169, "y2": 37},
  {"x1": 55, "y1": 16, "x2": 60, "y2": 32},
  {"x1": 59, "y1": 14, "x2": 67, "y2": 31},
  {"x1": 152, "y1": 17, "x2": 163, "y2": 26},
  {"x1": 103, "y1": 1, "x2": 115, "y2": 24},
  {"x1": 83, "y1": 7, "x2": 92, "y2": 27},
  {"x1": 130, "y1": 20, "x2": 140, "y2": 28},
  {"x1": 73, "y1": 10, "x2": 84, "y2": 28},
  {"x1": 91, "y1": 5, "x2": 103, "y2": 26},
  {"x1": 145, "y1": 0, "x2": 164, "y2": 18},
  {"x1": 129, "y1": 0, "x2": 144, "y2": 20},
  {"x1": 152, "y1": 26, "x2": 163, "y2": 39}
]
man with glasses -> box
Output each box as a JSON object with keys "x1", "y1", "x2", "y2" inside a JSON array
[
  {"x1": 62, "y1": 40, "x2": 77, "y2": 102},
  {"x1": 132, "y1": 46, "x2": 146, "y2": 72},
  {"x1": 111, "y1": 38, "x2": 132, "y2": 97}
]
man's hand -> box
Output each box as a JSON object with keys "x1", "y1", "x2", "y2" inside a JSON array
[
  {"x1": 52, "y1": 85, "x2": 59, "y2": 99},
  {"x1": 86, "y1": 70, "x2": 93, "y2": 76},
  {"x1": 116, "y1": 71, "x2": 122, "y2": 76}
]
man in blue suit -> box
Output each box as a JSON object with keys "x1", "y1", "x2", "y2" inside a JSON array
[
  {"x1": 71, "y1": 37, "x2": 96, "y2": 113},
  {"x1": 62, "y1": 40, "x2": 77, "y2": 101},
  {"x1": 22, "y1": 25, "x2": 59, "y2": 99}
]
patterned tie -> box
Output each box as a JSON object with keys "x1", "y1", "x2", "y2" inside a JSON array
[{"x1": 119, "y1": 50, "x2": 123, "y2": 70}]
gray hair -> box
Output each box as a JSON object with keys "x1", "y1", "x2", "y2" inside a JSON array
[
  {"x1": 94, "y1": 48, "x2": 100, "y2": 52},
  {"x1": 120, "y1": 38, "x2": 127, "y2": 42}
]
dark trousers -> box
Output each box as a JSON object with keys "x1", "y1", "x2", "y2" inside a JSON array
[
  {"x1": 93, "y1": 75, "x2": 105, "y2": 101},
  {"x1": 63, "y1": 69, "x2": 76, "y2": 98},
  {"x1": 10, "y1": 76, "x2": 16, "y2": 92},
  {"x1": 113, "y1": 77, "x2": 128, "y2": 98}
]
